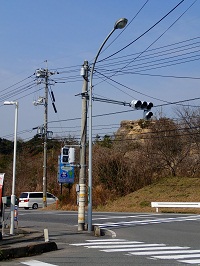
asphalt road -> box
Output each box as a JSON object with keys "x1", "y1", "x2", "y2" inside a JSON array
[{"x1": 1, "y1": 209, "x2": 200, "y2": 265}]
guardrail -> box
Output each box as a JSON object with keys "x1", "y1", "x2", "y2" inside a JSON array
[{"x1": 151, "y1": 202, "x2": 200, "y2": 213}]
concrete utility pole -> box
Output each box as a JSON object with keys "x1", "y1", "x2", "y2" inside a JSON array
[
  {"x1": 43, "y1": 70, "x2": 48, "y2": 208},
  {"x1": 35, "y1": 67, "x2": 53, "y2": 208},
  {"x1": 78, "y1": 60, "x2": 88, "y2": 231}
]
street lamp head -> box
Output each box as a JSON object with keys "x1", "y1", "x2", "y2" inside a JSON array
[
  {"x1": 114, "y1": 18, "x2": 128, "y2": 30},
  {"x1": 4, "y1": 101, "x2": 18, "y2": 106},
  {"x1": 4, "y1": 101, "x2": 14, "y2": 105}
]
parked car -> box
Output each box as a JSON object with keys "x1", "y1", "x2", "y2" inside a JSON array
[{"x1": 18, "y1": 192, "x2": 58, "y2": 209}]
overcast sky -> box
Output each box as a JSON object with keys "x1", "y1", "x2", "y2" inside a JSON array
[{"x1": 0, "y1": 0, "x2": 200, "y2": 141}]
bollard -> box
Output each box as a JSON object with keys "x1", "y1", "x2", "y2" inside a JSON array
[{"x1": 44, "y1": 228, "x2": 49, "y2": 242}]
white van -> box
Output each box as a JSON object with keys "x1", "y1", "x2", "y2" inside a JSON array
[{"x1": 19, "y1": 192, "x2": 58, "y2": 209}]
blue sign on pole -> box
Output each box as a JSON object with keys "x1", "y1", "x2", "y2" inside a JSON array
[{"x1": 58, "y1": 158, "x2": 74, "y2": 184}]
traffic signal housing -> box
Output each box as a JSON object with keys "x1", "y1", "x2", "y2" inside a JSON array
[
  {"x1": 130, "y1": 100, "x2": 153, "y2": 120},
  {"x1": 69, "y1": 148, "x2": 75, "y2": 164},
  {"x1": 61, "y1": 147, "x2": 69, "y2": 164},
  {"x1": 130, "y1": 100, "x2": 153, "y2": 110},
  {"x1": 144, "y1": 111, "x2": 153, "y2": 120},
  {"x1": 61, "y1": 147, "x2": 75, "y2": 164}
]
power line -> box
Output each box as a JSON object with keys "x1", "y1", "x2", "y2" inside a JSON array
[
  {"x1": 98, "y1": 37, "x2": 200, "y2": 65},
  {"x1": 0, "y1": 74, "x2": 35, "y2": 94},
  {"x1": 101, "y1": 0, "x2": 150, "y2": 55},
  {"x1": 92, "y1": 0, "x2": 196, "y2": 98},
  {"x1": 98, "y1": 0, "x2": 186, "y2": 63},
  {"x1": 119, "y1": 0, "x2": 198, "y2": 73},
  {"x1": 97, "y1": 45, "x2": 200, "y2": 73},
  {"x1": 122, "y1": 72, "x2": 200, "y2": 80}
]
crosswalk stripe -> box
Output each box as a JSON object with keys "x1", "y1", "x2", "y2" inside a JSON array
[
  {"x1": 179, "y1": 259, "x2": 200, "y2": 264},
  {"x1": 88, "y1": 243, "x2": 166, "y2": 249},
  {"x1": 71, "y1": 238, "x2": 200, "y2": 264},
  {"x1": 86, "y1": 239, "x2": 126, "y2": 242},
  {"x1": 154, "y1": 254, "x2": 200, "y2": 259},
  {"x1": 95, "y1": 215, "x2": 200, "y2": 228},
  {"x1": 101, "y1": 246, "x2": 189, "y2": 252},
  {"x1": 130, "y1": 250, "x2": 200, "y2": 256},
  {"x1": 71, "y1": 241, "x2": 142, "y2": 246},
  {"x1": 21, "y1": 260, "x2": 58, "y2": 266}
]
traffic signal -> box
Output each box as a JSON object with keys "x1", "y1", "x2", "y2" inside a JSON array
[
  {"x1": 144, "y1": 111, "x2": 153, "y2": 120},
  {"x1": 146, "y1": 102, "x2": 153, "y2": 110},
  {"x1": 130, "y1": 100, "x2": 153, "y2": 110},
  {"x1": 61, "y1": 147, "x2": 69, "y2": 164},
  {"x1": 133, "y1": 100, "x2": 142, "y2": 109},
  {"x1": 61, "y1": 147, "x2": 75, "y2": 164},
  {"x1": 130, "y1": 100, "x2": 153, "y2": 120}
]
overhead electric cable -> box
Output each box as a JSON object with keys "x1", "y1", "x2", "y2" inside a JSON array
[
  {"x1": 101, "y1": 0, "x2": 150, "y2": 54},
  {"x1": 98, "y1": 37, "x2": 200, "y2": 65},
  {"x1": 94, "y1": 0, "x2": 197, "y2": 94},
  {"x1": 98, "y1": 53, "x2": 200, "y2": 74},
  {"x1": 98, "y1": 0, "x2": 185, "y2": 63},
  {"x1": 120, "y1": 72, "x2": 200, "y2": 80},
  {"x1": 119, "y1": 0, "x2": 198, "y2": 73},
  {"x1": 97, "y1": 41, "x2": 200, "y2": 70},
  {"x1": 0, "y1": 74, "x2": 35, "y2": 93}
]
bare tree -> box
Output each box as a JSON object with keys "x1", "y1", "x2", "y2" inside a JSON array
[
  {"x1": 175, "y1": 107, "x2": 200, "y2": 176},
  {"x1": 146, "y1": 117, "x2": 191, "y2": 177}
]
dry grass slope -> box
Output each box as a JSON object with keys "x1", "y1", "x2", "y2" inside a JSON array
[
  {"x1": 48, "y1": 177, "x2": 200, "y2": 214},
  {"x1": 94, "y1": 177, "x2": 200, "y2": 213}
]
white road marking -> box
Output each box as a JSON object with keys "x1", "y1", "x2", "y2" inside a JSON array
[
  {"x1": 72, "y1": 241, "x2": 143, "y2": 246},
  {"x1": 21, "y1": 260, "x2": 58, "y2": 266},
  {"x1": 101, "y1": 246, "x2": 189, "y2": 252},
  {"x1": 154, "y1": 253, "x2": 200, "y2": 259},
  {"x1": 95, "y1": 215, "x2": 200, "y2": 228},
  {"x1": 87, "y1": 239, "x2": 127, "y2": 242},
  {"x1": 130, "y1": 250, "x2": 200, "y2": 256},
  {"x1": 179, "y1": 259, "x2": 200, "y2": 264},
  {"x1": 92, "y1": 214, "x2": 155, "y2": 221},
  {"x1": 88, "y1": 243, "x2": 166, "y2": 249},
  {"x1": 71, "y1": 238, "x2": 200, "y2": 264}
]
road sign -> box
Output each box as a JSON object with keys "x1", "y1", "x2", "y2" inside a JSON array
[{"x1": 58, "y1": 157, "x2": 74, "y2": 184}]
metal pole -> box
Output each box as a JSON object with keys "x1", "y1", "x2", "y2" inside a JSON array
[
  {"x1": 43, "y1": 70, "x2": 48, "y2": 208},
  {"x1": 10, "y1": 102, "x2": 18, "y2": 235},
  {"x1": 78, "y1": 60, "x2": 88, "y2": 231},
  {"x1": 88, "y1": 28, "x2": 116, "y2": 232},
  {"x1": 88, "y1": 18, "x2": 127, "y2": 232}
]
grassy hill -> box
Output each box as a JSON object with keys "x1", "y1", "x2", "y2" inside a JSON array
[{"x1": 93, "y1": 177, "x2": 200, "y2": 213}]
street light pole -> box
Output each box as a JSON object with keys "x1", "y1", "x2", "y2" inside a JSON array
[
  {"x1": 4, "y1": 101, "x2": 18, "y2": 235},
  {"x1": 88, "y1": 18, "x2": 128, "y2": 232}
]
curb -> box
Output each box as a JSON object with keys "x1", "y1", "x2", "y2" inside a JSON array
[
  {"x1": 93, "y1": 225, "x2": 116, "y2": 238},
  {"x1": 0, "y1": 241, "x2": 58, "y2": 261},
  {"x1": 1, "y1": 232, "x2": 44, "y2": 245},
  {"x1": 100, "y1": 228, "x2": 116, "y2": 238},
  {"x1": 0, "y1": 226, "x2": 114, "y2": 260}
]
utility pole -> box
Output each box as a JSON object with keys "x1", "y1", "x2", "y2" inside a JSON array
[
  {"x1": 43, "y1": 70, "x2": 48, "y2": 208},
  {"x1": 78, "y1": 60, "x2": 88, "y2": 231},
  {"x1": 35, "y1": 68, "x2": 53, "y2": 208}
]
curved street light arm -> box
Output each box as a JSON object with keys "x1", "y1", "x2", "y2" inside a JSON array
[{"x1": 88, "y1": 18, "x2": 128, "y2": 232}]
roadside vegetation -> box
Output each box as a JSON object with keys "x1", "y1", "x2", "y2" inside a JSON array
[{"x1": 1, "y1": 107, "x2": 200, "y2": 212}]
